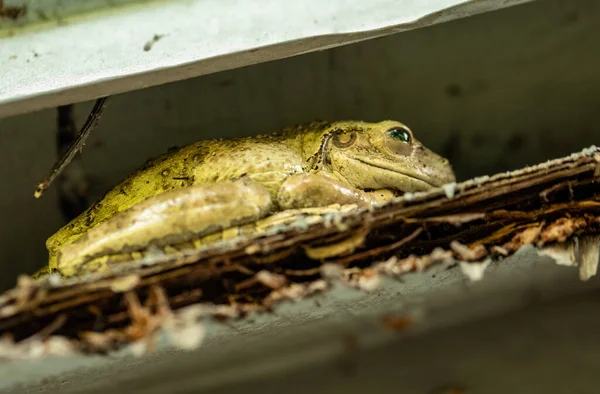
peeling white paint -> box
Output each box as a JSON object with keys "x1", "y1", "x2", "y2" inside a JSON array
[
  {"x1": 459, "y1": 259, "x2": 491, "y2": 282},
  {"x1": 578, "y1": 236, "x2": 600, "y2": 281},
  {"x1": 537, "y1": 242, "x2": 576, "y2": 267},
  {"x1": 442, "y1": 182, "x2": 457, "y2": 199}
]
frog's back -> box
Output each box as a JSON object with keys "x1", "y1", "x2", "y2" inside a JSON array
[{"x1": 46, "y1": 131, "x2": 308, "y2": 260}]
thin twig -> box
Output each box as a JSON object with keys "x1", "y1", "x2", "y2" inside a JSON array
[
  {"x1": 34, "y1": 97, "x2": 109, "y2": 198},
  {"x1": 21, "y1": 314, "x2": 68, "y2": 342}
]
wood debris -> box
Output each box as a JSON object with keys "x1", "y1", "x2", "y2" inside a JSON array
[{"x1": 0, "y1": 146, "x2": 598, "y2": 357}]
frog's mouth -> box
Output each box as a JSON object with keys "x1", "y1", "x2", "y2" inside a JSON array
[{"x1": 353, "y1": 157, "x2": 439, "y2": 188}]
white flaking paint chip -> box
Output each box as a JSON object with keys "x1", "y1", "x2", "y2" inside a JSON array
[
  {"x1": 0, "y1": 336, "x2": 78, "y2": 360},
  {"x1": 165, "y1": 322, "x2": 206, "y2": 351},
  {"x1": 593, "y1": 152, "x2": 600, "y2": 177},
  {"x1": 320, "y1": 263, "x2": 345, "y2": 279},
  {"x1": 537, "y1": 242, "x2": 576, "y2": 267},
  {"x1": 46, "y1": 273, "x2": 63, "y2": 287},
  {"x1": 160, "y1": 305, "x2": 208, "y2": 351},
  {"x1": 442, "y1": 182, "x2": 457, "y2": 199},
  {"x1": 357, "y1": 270, "x2": 381, "y2": 292},
  {"x1": 578, "y1": 235, "x2": 600, "y2": 281},
  {"x1": 403, "y1": 192, "x2": 414, "y2": 201},
  {"x1": 581, "y1": 145, "x2": 599, "y2": 155},
  {"x1": 459, "y1": 259, "x2": 491, "y2": 282},
  {"x1": 129, "y1": 339, "x2": 150, "y2": 357}
]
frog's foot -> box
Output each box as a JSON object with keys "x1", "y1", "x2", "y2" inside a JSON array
[
  {"x1": 277, "y1": 173, "x2": 395, "y2": 209},
  {"x1": 32, "y1": 265, "x2": 51, "y2": 281},
  {"x1": 56, "y1": 177, "x2": 274, "y2": 277},
  {"x1": 362, "y1": 188, "x2": 397, "y2": 205}
]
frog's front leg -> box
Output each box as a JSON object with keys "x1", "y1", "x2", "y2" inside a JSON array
[
  {"x1": 56, "y1": 177, "x2": 273, "y2": 275},
  {"x1": 277, "y1": 173, "x2": 395, "y2": 210}
]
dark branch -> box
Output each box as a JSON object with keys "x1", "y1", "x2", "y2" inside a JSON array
[{"x1": 34, "y1": 97, "x2": 109, "y2": 199}]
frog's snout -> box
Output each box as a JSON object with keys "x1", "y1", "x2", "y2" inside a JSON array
[
  {"x1": 436, "y1": 160, "x2": 457, "y2": 186},
  {"x1": 417, "y1": 149, "x2": 456, "y2": 188}
]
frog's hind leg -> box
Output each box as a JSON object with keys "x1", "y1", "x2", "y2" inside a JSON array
[{"x1": 56, "y1": 177, "x2": 274, "y2": 276}]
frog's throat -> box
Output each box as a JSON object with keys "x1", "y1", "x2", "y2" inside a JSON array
[{"x1": 352, "y1": 157, "x2": 438, "y2": 188}]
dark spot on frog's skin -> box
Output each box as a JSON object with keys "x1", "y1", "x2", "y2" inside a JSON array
[
  {"x1": 115, "y1": 221, "x2": 125, "y2": 231},
  {"x1": 445, "y1": 84, "x2": 462, "y2": 98}
]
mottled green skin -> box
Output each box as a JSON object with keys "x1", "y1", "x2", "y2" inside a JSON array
[{"x1": 44, "y1": 120, "x2": 455, "y2": 274}]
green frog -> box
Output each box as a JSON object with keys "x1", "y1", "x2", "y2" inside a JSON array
[{"x1": 41, "y1": 120, "x2": 455, "y2": 278}]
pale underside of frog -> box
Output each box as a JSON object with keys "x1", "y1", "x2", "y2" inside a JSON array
[{"x1": 40, "y1": 120, "x2": 455, "y2": 278}]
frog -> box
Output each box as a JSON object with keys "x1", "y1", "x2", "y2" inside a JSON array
[{"x1": 41, "y1": 120, "x2": 456, "y2": 278}]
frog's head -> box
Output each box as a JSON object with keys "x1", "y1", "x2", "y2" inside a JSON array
[{"x1": 321, "y1": 120, "x2": 456, "y2": 193}]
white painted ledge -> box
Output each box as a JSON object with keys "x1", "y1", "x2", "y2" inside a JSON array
[{"x1": 0, "y1": 0, "x2": 534, "y2": 118}]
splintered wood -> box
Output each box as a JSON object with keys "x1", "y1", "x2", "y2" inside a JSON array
[{"x1": 0, "y1": 146, "x2": 599, "y2": 356}]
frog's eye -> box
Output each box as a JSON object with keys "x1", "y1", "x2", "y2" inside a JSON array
[
  {"x1": 386, "y1": 127, "x2": 412, "y2": 143},
  {"x1": 332, "y1": 131, "x2": 357, "y2": 148}
]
